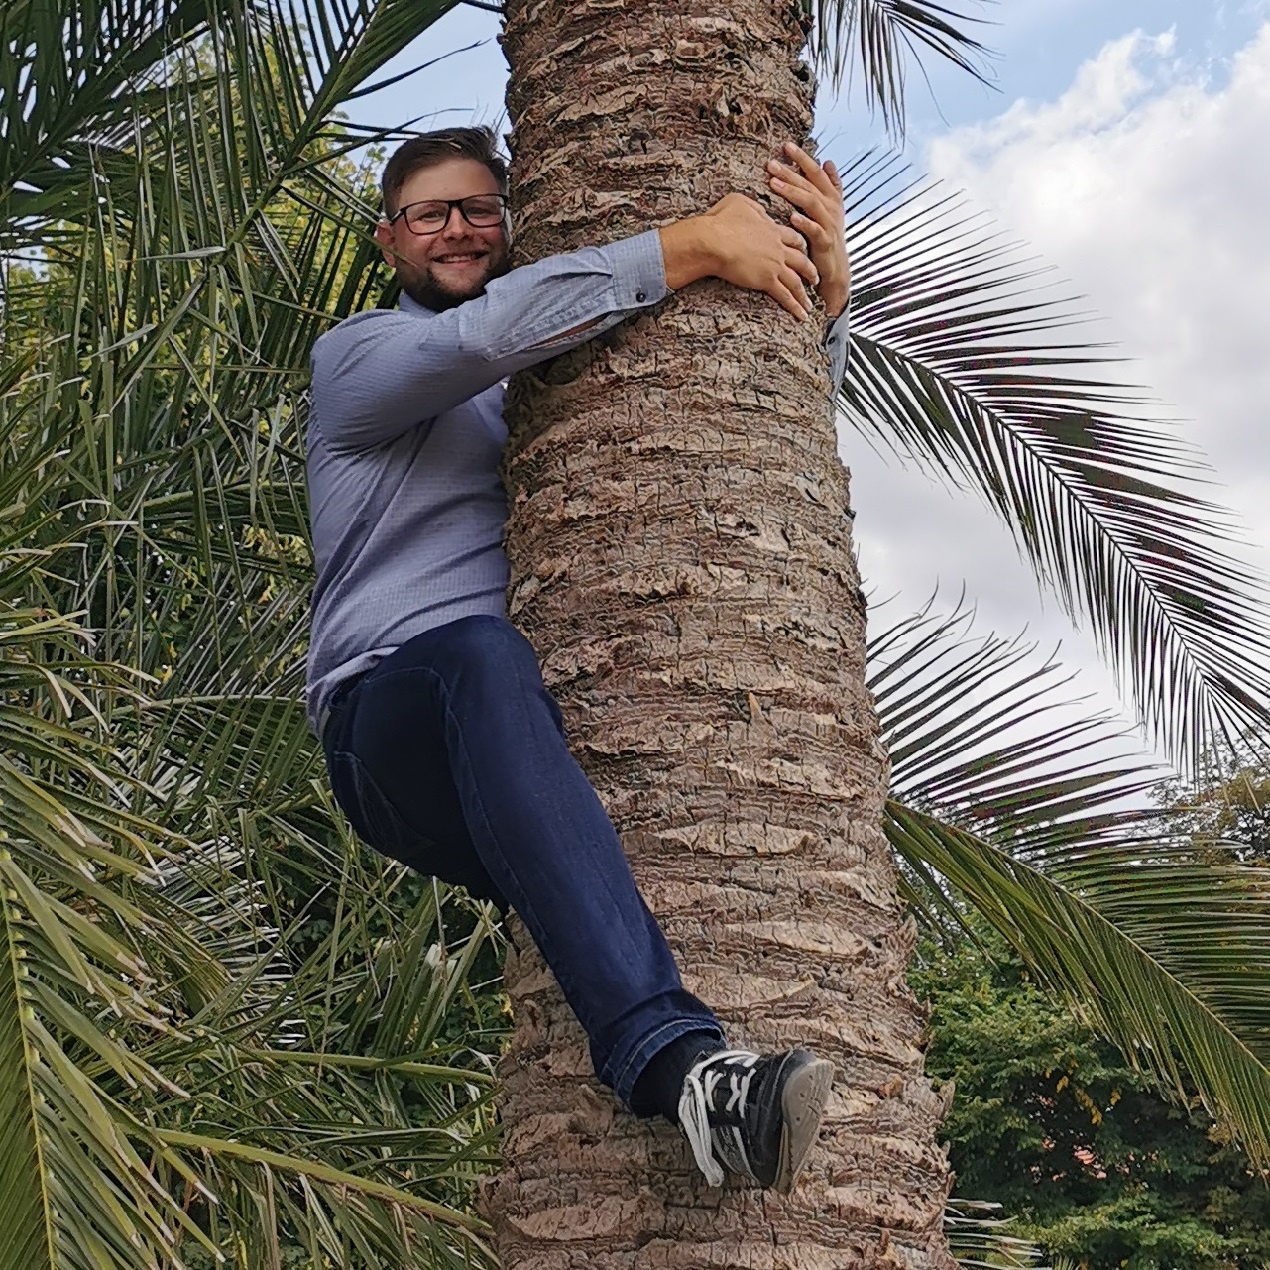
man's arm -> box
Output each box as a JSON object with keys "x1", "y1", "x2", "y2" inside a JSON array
[
  {"x1": 311, "y1": 231, "x2": 666, "y2": 453},
  {"x1": 550, "y1": 194, "x2": 821, "y2": 343},
  {"x1": 313, "y1": 198, "x2": 820, "y2": 454},
  {"x1": 659, "y1": 192, "x2": 821, "y2": 321}
]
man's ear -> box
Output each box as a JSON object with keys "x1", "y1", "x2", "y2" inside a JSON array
[{"x1": 373, "y1": 219, "x2": 396, "y2": 267}]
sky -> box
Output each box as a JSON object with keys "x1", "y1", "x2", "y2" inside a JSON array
[{"x1": 347, "y1": 2, "x2": 1270, "y2": 772}]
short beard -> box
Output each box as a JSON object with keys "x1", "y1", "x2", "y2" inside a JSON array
[{"x1": 398, "y1": 247, "x2": 512, "y2": 313}]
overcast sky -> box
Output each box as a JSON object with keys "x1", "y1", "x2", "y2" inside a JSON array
[{"x1": 348, "y1": 2, "x2": 1270, "y2": 770}]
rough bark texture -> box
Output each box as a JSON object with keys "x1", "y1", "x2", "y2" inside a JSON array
[{"x1": 485, "y1": 2, "x2": 957, "y2": 1266}]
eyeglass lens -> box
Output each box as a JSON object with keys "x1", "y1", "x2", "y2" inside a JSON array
[{"x1": 403, "y1": 197, "x2": 506, "y2": 233}]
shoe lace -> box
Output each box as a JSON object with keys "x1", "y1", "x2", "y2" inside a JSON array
[{"x1": 677, "y1": 1049, "x2": 759, "y2": 1187}]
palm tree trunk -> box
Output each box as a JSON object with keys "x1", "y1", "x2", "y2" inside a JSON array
[{"x1": 485, "y1": 2, "x2": 956, "y2": 1265}]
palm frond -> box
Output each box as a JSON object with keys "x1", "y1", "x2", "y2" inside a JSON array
[
  {"x1": 808, "y1": 0, "x2": 993, "y2": 132},
  {"x1": 1, "y1": 760, "x2": 217, "y2": 1268},
  {"x1": 845, "y1": 154, "x2": 1270, "y2": 775},
  {"x1": 871, "y1": 600, "x2": 1270, "y2": 1163},
  {"x1": 0, "y1": 0, "x2": 210, "y2": 209},
  {"x1": 887, "y1": 803, "x2": 1270, "y2": 1164},
  {"x1": 0, "y1": 626, "x2": 505, "y2": 1265},
  {"x1": 945, "y1": 1199, "x2": 1042, "y2": 1270}
]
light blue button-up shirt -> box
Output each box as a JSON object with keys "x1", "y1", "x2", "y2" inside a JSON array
[{"x1": 305, "y1": 228, "x2": 850, "y2": 734}]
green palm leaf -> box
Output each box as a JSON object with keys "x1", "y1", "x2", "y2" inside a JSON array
[
  {"x1": 1, "y1": 759, "x2": 218, "y2": 1268},
  {"x1": 870, "y1": 599, "x2": 1270, "y2": 1164},
  {"x1": 845, "y1": 154, "x2": 1270, "y2": 773},
  {"x1": 0, "y1": 0, "x2": 210, "y2": 209}
]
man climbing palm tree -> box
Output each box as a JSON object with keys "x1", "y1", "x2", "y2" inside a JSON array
[{"x1": 305, "y1": 125, "x2": 851, "y2": 1193}]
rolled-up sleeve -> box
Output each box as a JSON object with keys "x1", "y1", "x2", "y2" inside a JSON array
[{"x1": 312, "y1": 230, "x2": 669, "y2": 453}]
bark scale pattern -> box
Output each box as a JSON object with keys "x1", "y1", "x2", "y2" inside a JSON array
[{"x1": 488, "y1": 2, "x2": 956, "y2": 1265}]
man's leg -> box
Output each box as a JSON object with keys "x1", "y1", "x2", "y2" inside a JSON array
[
  {"x1": 324, "y1": 615, "x2": 834, "y2": 1191},
  {"x1": 322, "y1": 666, "x2": 506, "y2": 909},
  {"x1": 321, "y1": 614, "x2": 724, "y2": 1111}
]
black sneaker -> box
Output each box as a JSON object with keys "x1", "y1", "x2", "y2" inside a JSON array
[{"x1": 677, "y1": 1047, "x2": 833, "y2": 1193}]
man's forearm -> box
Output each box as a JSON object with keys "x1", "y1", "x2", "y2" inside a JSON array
[{"x1": 665, "y1": 201, "x2": 853, "y2": 391}]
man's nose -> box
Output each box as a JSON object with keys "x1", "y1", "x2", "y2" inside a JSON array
[{"x1": 440, "y1": 204, "x2": 468, "y2": 236}]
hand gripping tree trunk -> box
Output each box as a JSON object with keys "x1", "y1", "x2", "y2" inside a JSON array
[{"x1": 485, "y1": 2, "x2": 957, "y2": 1265}]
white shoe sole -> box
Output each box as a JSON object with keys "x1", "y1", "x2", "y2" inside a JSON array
[{"x1": 775, "y1": 1057, "x2": 834, "y2": 1194}]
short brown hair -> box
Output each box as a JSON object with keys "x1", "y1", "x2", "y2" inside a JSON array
[{"x1": 381, "y1": 126, "x2": 509, "y2": 216}]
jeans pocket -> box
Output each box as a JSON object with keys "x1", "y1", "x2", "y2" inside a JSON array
[{"x1": 328, "y1": 749, "x2": 418, "y2": 862}]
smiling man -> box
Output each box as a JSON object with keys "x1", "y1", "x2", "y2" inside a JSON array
[{"x1": 305, "y1": 126, "x2": 850, "y2": 1194}]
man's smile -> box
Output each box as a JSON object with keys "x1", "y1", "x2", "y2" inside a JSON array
[{"x1": 433, "y1": 250, "x2": 488, "y2": 267}]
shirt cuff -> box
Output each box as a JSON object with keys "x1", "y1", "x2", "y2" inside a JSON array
[
  {"x1": 604, "y1": 229, "x2": 671, "y2": 311},
  {"x1": 825, "y1": 306, "x2": 851, "y2": 395}
]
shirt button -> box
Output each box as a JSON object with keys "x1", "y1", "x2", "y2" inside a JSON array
[{"x1": 635, "y1": 290, "x2": 647, "y2": 302}]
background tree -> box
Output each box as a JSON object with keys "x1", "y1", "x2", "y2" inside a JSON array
[
  {"x1": 1153, "y1": 740, "x2": 1270, "y2": 866},
  {"x1": 915, "y1": 921, "x2": 1270, "y2": 1269}
]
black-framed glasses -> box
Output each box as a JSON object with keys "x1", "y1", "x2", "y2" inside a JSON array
[{"x1": 387, "y1": 195, "x2": 508, "y2": 236}]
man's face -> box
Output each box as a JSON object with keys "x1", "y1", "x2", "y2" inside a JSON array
[{"x1": 375, "y1": 157, "x2": 511, "y2": 312}]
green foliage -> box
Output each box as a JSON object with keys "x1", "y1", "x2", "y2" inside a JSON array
[
  {"x1": 914, "y1": 726, "x2": 1270, "y2": 1270},
  {"x1": 915, "y1": 925, "x2": 1270, "y2": 1268},
  {"x1": 2, "y1": 1, "x2": 515, "y2": 1265},
  {"x1": 872, "y1": 601, "x2": 1270, "y2": 1169},
  {"x1": 1154, "y1": 739, "x2": 1270, "y2": 866}
]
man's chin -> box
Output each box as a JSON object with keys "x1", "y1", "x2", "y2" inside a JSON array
[
  {"x1": 401, "y1": 277, "x2": 485, "y2": 313},
  {"x1": 399, "y1": 256, "x2": 510, "y2": 313}
]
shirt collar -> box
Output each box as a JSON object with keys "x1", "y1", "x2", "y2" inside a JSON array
[{"x1": 398, "y1": 292, "x2": 435, "y2": 317}]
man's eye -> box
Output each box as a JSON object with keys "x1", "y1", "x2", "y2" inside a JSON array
[{"x1": 410, "y1": 206, "x2": 446, "y2": 225}]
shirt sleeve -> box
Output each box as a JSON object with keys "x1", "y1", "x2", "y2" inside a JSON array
[
  {"x1": 312, "y1": 230, "x2": 669, "y2": 453},
  {"x1": 825, "y1": 305, "x2": 851, "y2": 397}
]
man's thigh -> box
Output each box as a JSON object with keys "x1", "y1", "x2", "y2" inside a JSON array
[{"x1": 322, "y1": 628, "x2": 505, "y2": 904}]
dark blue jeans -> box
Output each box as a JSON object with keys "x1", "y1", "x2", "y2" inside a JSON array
[{"x1": 320, "y1": 614, "x2": 724, "y2": 1110}]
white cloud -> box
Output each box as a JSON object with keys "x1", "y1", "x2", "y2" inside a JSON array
[
  {"x1": 924, "y1": 23, "x2": 1270, "y2": 479},
  {"x1": 846, "y1": 22, "x2": 1270, "y2": 757}
]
